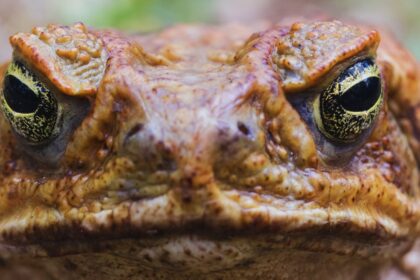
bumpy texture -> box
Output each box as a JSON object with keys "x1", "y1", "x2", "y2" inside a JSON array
[
  {"x1": 0, "y1": 21, "x2": 418, "y2": 279},
  {"x1": 10, "y1": 23, "x2": 107, "y2": 95},
  {"x1": 272, "y1": 21, "x2": 379, "y2": 91}
]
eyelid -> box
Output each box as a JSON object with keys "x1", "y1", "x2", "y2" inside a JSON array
[
  {"x1": 6, "y1": 61, "x2": 40, "y2": 93},
  {"x1": 338, "y1": 63, "x2": 380, "y2": 93}
]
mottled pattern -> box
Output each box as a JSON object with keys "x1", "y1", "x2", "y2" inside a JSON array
[{"x1": 0, "y1": 21, "x2": 418, "y2": 279}]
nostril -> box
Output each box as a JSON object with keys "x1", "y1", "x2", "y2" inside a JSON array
[
  {"x1": 124, "y1": 123, "x2": 144, "y2": 145},
  {"x1": 122, "y1": 123, "x2": 177, "y2": 172},
  {"x1": 237, "y1": 121, "x2": 250, "y2": 136},
  {"x1": 127, "y1": 123, "x2": 144, "y2": 138}
]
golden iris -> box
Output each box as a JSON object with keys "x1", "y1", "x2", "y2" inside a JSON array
[
  {"x1": 0, "y1": 61, "x2": 62, "y2": 144},
  {"x1": 314, "y1": 59, "x2": 383, "y2": 143}
]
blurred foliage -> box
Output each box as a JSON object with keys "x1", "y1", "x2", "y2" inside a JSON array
[
  {"x1": 57, "y1": 0, "x2": 214, "y2": 31},
  {"x1": 0, "y1": 0, "x2": 419, "y2": 59},
  {"x1": 53, "y1": 0, "x2": 420, "y2": 58}
]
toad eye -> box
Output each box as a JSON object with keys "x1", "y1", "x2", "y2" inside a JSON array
[
  {"x1": 0, "y1": 61, "x2": 62, "y2": 144},
  {"x1": 313, "y1": 59, "x2": 383, "y2": 143}
]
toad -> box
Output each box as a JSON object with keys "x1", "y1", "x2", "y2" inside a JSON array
[{"x1": 0, "y1": 20, "x2": 419, "y2": 279}]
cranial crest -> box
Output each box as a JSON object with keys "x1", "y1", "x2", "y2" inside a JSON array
[{"x1": 9, "y1": 23, "x2": 108, "y2": 96}]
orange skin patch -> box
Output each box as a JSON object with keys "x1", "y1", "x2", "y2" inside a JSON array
[
  {"x1": 273, "y1": 21, "x2": 380, "y2": 91},
  {"x1": 9, "y1": 23, "x2": 107, "y2": 95}
]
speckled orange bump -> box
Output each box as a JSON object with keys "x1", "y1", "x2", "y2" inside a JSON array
[
  {"x1": 0, "y1": 21, "x2": 418, "y2": 279},
  {"x1": 10, "y1": 23, "x2": 107, "y2": 95},
  {"x1": 274, "y1": 21, "x2": 380, "y2": 91}
]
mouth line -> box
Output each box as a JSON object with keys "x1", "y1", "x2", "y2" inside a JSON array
[
  {"x1": 0, "y1": 225, "x2": 412, "y2": 263},
  {"x1": 0, "y1": 187, "x2": 411, "y2": 245}
]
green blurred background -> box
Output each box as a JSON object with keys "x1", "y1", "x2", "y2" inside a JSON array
[{"x1": 0, "y1": 0, "x2": 419, "y2": 61}]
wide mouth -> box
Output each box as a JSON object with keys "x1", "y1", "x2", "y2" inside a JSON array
[
  {"x1": 0, "y1": 154, "x2": 418, "y2": 255},
  {"x1": 0, "y1": 179, "x2": 417, "y2": 278},
  {"x1": 0, "y1": 224, "x2": 413, "y2": 276},
  {"x1": 0, "y1": 186, "x2": 413, "y2": 244}
]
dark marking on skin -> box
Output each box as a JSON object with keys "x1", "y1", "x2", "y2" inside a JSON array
[
  {"x1": 3, "y1": 160, "x2": 16, "y2": 175},
  {"x1": 124, "y1": 123, "x2": 144, "y2": 145},
  {"x1": 237, "y1": 121, "x2": 250, "y2": 136},
  {"x1": 63, "y1": 259, "x2": 78, "y2": 271}
]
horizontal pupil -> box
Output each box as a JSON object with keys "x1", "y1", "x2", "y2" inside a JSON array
[
  {"x1": 338, "y1": 77, "x2": 381, "y2": 112},
  {"x1": 3, "y1": 75, "x2": 40, "y2": 113}
]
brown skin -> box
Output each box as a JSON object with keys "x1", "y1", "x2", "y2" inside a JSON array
[{"x1": 0, "y1": 20, "x2": 418, "y2": 279}]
